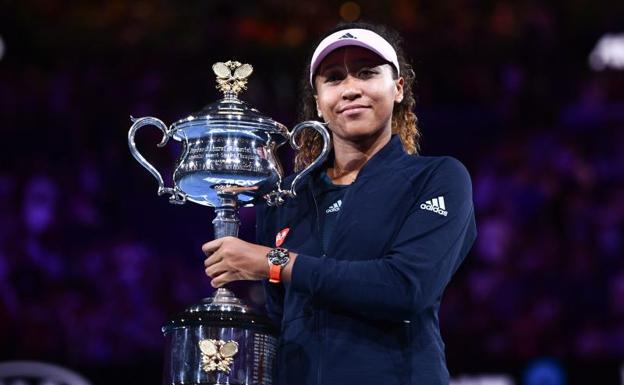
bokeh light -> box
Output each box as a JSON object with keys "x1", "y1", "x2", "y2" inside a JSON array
[
  {"x1": 589, "y1": 33, "x2": 624, "y2": 71},
  {"x1": 0, "y1": 35, "x2": 5, "y2": 61},
  {"x1": 339, "y1": 2, "x2": 361, "y2": 22}
]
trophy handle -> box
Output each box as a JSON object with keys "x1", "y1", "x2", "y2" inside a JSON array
[
  {"x1": 128, "y1": 116, "x2": 187, "y2": 204},
  {"x1": 264, "y1": 121, "x2": 330, "y2": 206},
  {"x1": 287, "y1": 121, "x2": 331, "y2": 197}
]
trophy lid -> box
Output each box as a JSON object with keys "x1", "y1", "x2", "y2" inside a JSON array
[{"x1": 171, "y1": 61, "x2": 288, "y2": 140}]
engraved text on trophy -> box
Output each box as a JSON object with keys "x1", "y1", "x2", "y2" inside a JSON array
[{"x1": 177, "y1": 134, "x2": 272, "y2": 189}]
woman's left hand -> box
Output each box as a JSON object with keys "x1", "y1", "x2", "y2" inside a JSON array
[{"x1": 202, "y1": 236, "x2": 272, "y2": 288}]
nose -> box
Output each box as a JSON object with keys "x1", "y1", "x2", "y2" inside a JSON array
[{"x1": 340, "y1": 74, "x2": 362, "y2": 100}]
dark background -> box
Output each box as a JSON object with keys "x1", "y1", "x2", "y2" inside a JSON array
[{"x1": 1, "y1": 1, "x2": 623, "y2": 384}]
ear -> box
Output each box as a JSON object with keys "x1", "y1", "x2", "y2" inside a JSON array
[
  {"x1": 314, "y1": 95, "x2": 322, "y2": 118},
  {"x1": 394, "y1": 77, "x2": 404, "y2": 104}
]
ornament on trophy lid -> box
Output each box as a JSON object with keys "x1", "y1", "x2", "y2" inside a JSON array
[{"x1": 213, "y1": 61, "x2": 254, "y2": 99}]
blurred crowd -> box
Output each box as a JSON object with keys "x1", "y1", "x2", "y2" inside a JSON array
[
  {"x1": 443, "y1": 117, "x2": 624, "y2": 362},
  {"x1": 1, "y1": 0, "x2": 623, "y2": 380}
]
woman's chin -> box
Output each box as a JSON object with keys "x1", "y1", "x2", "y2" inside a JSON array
[{"x1": 331, "y1": 126, "x2": 390, "y2": 145}]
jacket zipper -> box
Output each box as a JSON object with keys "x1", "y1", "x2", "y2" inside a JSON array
[
  {"x1": 310, "y1": 180, "x2": 327, "y2": 258},
  {"x1": 309, "y1": 181, "x2": 324, "y2": 385},
  {"x1": 320, "y1": 177, "x2": 358, "y2": 257},
  {"x1": 308, "y1": 174, "x2": 359, "y2": 385}
]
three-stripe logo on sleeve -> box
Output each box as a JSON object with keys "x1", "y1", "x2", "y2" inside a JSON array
[{"x1": 420, "y1": 196, "x2": 448, "y2": 216}]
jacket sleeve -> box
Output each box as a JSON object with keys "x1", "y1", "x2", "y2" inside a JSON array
[
  {"x1": 256, "y1": 204, "x2": 285, "y2": 328},
  {"x1": 289, "y1": 157, "x2": 477, "y2": 321}
]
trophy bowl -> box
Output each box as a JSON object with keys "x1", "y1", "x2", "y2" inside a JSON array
[
  {"x1": 160, "y1": 96, "x2": 288, "y2": 207},
  {"x1": 128, "y1": 60, "x2": 330, "y2": 210}
]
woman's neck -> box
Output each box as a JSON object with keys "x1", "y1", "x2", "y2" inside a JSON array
[{"x1": 328, "y1": 129, "x2": 391, "y2": 185}]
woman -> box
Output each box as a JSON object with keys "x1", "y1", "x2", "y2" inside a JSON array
[{"x1": 203, "y1": 22, "x2": 477, "y2": 385}]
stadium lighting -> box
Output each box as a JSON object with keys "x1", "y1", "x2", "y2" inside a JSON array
[
  {"x1": 589, "y1": 33, "x2": 624, "y2": 71},
  {"x1": 0, "y1": 35, "x2": 5, "y2": 61},
  {"x1": 451, "y1": 375, "x2": 514, "y2": 385}
]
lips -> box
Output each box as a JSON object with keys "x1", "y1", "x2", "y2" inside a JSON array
[{"x1": 338, "y1": 104, "x2": 371, "y2": 114}]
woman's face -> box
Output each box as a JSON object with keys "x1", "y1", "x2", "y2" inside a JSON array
[{"x1": 314, "y1": 46, "x2": 403, "y2": 145}]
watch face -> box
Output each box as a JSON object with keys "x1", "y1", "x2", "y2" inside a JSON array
[{"x1": 269, "y1": 248, "x2": 289, "y2": 266}]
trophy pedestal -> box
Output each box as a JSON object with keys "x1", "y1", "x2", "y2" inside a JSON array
[
  {"x1": 212, "y1": 194, "x2": 240, "y2": 239},
  {"x1": 162, "y1": 288, "x2": 278, "y2": 385}
]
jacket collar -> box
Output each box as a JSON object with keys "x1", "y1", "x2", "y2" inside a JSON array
[
  {"x1": 354, "y1": 134, "x2": 405, "y2": 181},
  {"x1": 295, "y1": 134, "x2": 406, "y2": 192}
]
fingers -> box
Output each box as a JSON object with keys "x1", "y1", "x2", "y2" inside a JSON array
[
  {"x1": 200, "y1": 236, "x2": 261, "y2": 286},
  {"x1": 210, "y1": 271, "x2": 239, "y2": 288},
  {"x1": 204, "y1": 252, "x2": 221, "y2": 268},
  {"x1": 202, "y1": 236, "x2": 240, "y2": 257},
  {"x1": 202, "y1": 237, "x2": 231, "y2": 268},
  {"x1": 201, "y1": 237, "x2": 228, "y2": 256},
  {"x1": 202, "y1": 236, "x2": 241, "y2": 261},
  {"x1": 205, "y1": 261, "x2": 228, "y2": 278}
]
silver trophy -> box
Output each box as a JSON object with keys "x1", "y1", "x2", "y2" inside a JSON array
[{"x1": 128, "y1": 60, "x2": 331, "y2": 385}]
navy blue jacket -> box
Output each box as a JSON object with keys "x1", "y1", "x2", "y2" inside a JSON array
[{"x1": 256, "y1": 135, "x2": 477, "y2": 385}]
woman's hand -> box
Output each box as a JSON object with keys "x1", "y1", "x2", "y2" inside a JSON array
[{"x1": 202, "y1": 236, "x2": 272, "y2": 288}]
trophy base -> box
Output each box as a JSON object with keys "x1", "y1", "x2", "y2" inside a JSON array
[{"x1": 162, "y1": 290, "x2": 277, "y2": 385}]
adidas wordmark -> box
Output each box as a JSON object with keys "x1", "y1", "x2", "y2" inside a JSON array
[{"x1": 420, "y1": 196, "x2": 448, "y2": 216}]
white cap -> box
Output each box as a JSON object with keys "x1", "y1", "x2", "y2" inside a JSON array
[{"x1": 309, "y1": 28, "x2": 400, "y2": 87}]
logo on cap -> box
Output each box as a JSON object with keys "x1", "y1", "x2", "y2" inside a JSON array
[{"x1": 339, "y1": 33, "x2": 356, "y2": 39}]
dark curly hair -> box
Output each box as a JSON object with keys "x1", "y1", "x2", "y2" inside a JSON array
[{"x1": 294, "y1": 22, "x2": 421, "y2": 171}]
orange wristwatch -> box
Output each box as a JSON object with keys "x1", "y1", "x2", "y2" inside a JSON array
[{"x1": 267, "y1": 248, "x2": 290, "y2": 284}]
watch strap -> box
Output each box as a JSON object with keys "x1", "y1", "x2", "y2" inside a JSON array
[{"x1": 269, "y1": 264, "x2": 282, "y2": 283}]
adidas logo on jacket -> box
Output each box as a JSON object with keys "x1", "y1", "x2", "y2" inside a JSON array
[
  {"x1": 420, "y1": 196, "x2": 448, "y2": 216},
  {"x1": 326, "y1": 200, "x2": 342, "y2": 213}
]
